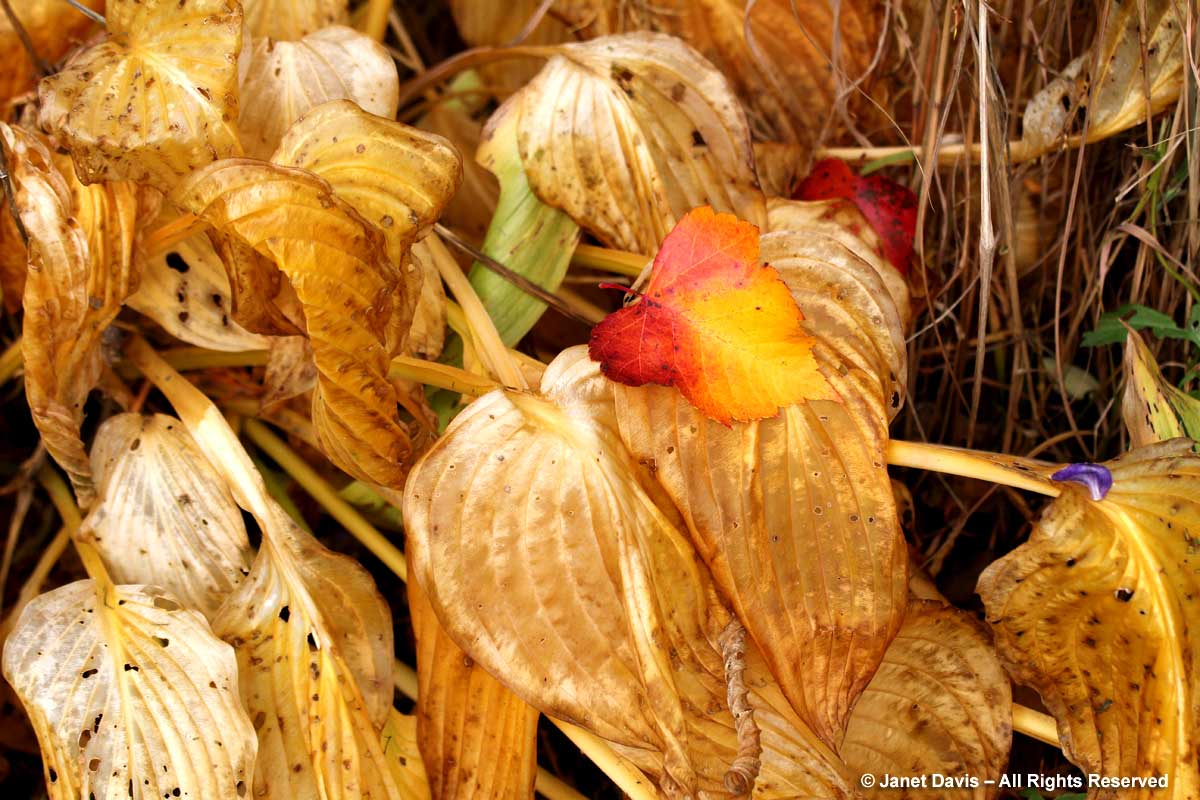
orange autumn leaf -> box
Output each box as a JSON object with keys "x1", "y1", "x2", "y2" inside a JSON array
[{"x1": 588, "y1": 206, "x2": 835, "y2": 424}]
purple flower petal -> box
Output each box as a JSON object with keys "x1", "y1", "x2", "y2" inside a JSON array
[{"x1": 1051, "y1": 463, "x2": 1113, "y2": 501}]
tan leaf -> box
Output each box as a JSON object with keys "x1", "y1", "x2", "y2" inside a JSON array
[
  {"x1": 272, "y1": 100, "x2": 462, "y2": 355},
  {"x1": 448, "y1": 0, "x2": 573, "y2": 94},
  {"x1": 978, "y1": 441, "x2": 1200, "y2": 799},
  {"x1": 843, "y1": 599, "x2": 1012, "y2": 799},
  {"x1": 404, "y1": 345, "x2": 854, "y2": 798},
  {"x1": 241, "y1": 0, "x2": 349, "y2": 41},
  {"x1": 407, "y1": 241, "x2": 448, "y2": 360},
  {"x1": 1, "y1": 123, "x2": 141, "y2": 506},
  {"x1": 128, "y1": 223, "x2": 269, "y2": 352},
  {"x1": 409, "y1": 574, "x2": 539, "y2": 799},
  {"x1": 1021, "y1": 0, "x2": 1185, "y2": 155},
  {"x1": 135, "y1": 354, "x2": 403, "y2": 799},
  {"x1": 512, "y1": 32, "x2": 764, "y2": 254},
  {"x1": 417, "y1": 91, "x2": 500, "y2": 242},
  {"x1": 85, "y1": 413, "x2": 253, "y2": 620},
  {"x1": 2, "y1": 580, "x2": 256, "y2": 799},
  {"x1": 38, "y1": 0, "x2": 243, "y2": 188},
  {"x1": 610, "y1": 210, "x2": 910, "y2": 748},
  {"x1": 262, "y1": 336, "x2": 317, "y2": 410},
  {"x1": 172, "y1": 158, "x2": 413, "y2": 487},
  {"x1": 209, "y1": 232, "x2": 307, "y2": 337},
  {"x1": 239, "y1": 27, "x2": 398, "y2": 160},
  {"x1": 1122, "y1": 329, "x2": 1200, "y2": 448},
  {"x1": 0, "y1": 0, "x2": 101, "y2": 105}
]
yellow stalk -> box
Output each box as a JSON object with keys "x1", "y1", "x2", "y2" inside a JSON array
[
  {"x1": 36, "y1": 465, "x2": 113, "y2": 592},
  {"x1": 241, "y1": 418, "x2": 408, "y2": 582},
  {"x1": 389, "y1": 355, "x2": 498, "y2": 398},
  {"x1": 552, "y1": 720, "x2": 657, "y2": 800},
  {"x1": 0, "y1": 337, "x2": 22, "y2": 383},
  {"x1": 393, "y1": 660, "x2": 602, "y2": 800},
  {"x1": 571, "y1": 243, "x2": 648, "y2": 278},
  {"x1": 886, "y1": 440, "x2": 1061, "y2": 497},
  {"x1": 426, "y1": 234, "x2": 527, "y2": 389},
  {"x1": 160, "y1": 347, "x2": 269, "y2": 371},
  {"x1": 1012, "y1": 704, "x2": 1060, "y2": 748},
  {"x1": 360, "y1": 0, "x2": 390, "y2": 41}
]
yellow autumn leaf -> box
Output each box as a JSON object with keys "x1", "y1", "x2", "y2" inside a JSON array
[
  {"x1": 978, "y1": 441, "x2": 1200, "y2": 799},
  {"x1": 404, "y1": 345, "x2": 856, "y2": 798},
  {"x1": 843, "y1": 599, "x2": 1012, "y2": 799},
  {"x1": 85, "y1": 413, "x2": 253, "y2": 620},
  {"x1": 381, "y1": 709, "x2": 432, "y2": 800},
  {"x1": 38, "y1": 0, "x2": 243, "y2": 188},
  {"x1": 610, "y1": 202, "x2": 911, "y2": 748},
  {"x1": 1122, "y1": 329, "x2": 1200, "y2": 448},
  {"x1": 172, "y1": 158, "x2": 414, "y2": 487},
  {"x1": 511, "y1": 32, "x2": 765, "y2": 254},
  {"x1": 241, "y1": 0, "x2": 349, "y2": 41},
  {"x1": 239, "y1": 27, "x2": 399, "y2": 160},
  {"x1": 0, "y1": 0, "x2": 102, "y2": 105},
  {"x1": 409, "y1": 575, "x2": 539, "y2": 799},
  {"x1": 0, "y1": 123, "x2": 141, "y2": 507},
  {"x1": 3, "y1": 580, "x2": 257, "y2": 800},
  {"x1": 126, "y1": 338, "x2": 405, "y2": 799}
]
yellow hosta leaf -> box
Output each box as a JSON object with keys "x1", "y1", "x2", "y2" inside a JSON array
[
  {"x1": 843, "y1": 600, "x2": 1012, "y2": 799},
  {"x1": 273, "y1": 100, "x2": 461, "y2": 356},
  {"x1": 512, "y1": 32, "x2": 765, "y2": 253},
  {"x1": 0, "y1": 0, "x2": 102, "y2": 105},
  {"x1": 241, "y1": 0, "x2": 349, "y2": 41},
  {"x1": 409, "y1": 575, "x2": 538, "y2": 799},
  {"x1": 172, "y1": 159, "x2": 413, "y2": 487},
  {"x1": 0, "y1": 123, "x2": 141, "y2": 506},
  {"x1": 86, "y1": 413, "x2": 253, "y2": 620},
  {"x1": 404, "y1": 345, "x2": 854, "y2": 798},
  {"x1": 1122, "y1": 329, "x2": 1200, "y2": 448},
  {"x1": 134, "y1": 351, "x2": 403, "y2": 799},
  {"x1": 38, "y1": 0, "x2": 243, "y2": 188},
  {"x1": 209, "y1": 233, "x2": 307, "y2": 337},
  {"x1": 261, "y1": 336, "x2": 317, "y2": 409},
  {"x1": 128, "y1": 223, "x2": 269, "y2": 352},
  {"x1": 1021, "y1": 0, "x2": 1185, "y2": 155},
  {"x1": 978, "y1": 441, "x2": 1200, "y2": 799},
  {"x1": 3, "y1": 580, "x2": 256, "y2": 799},
  {"x1": 381, "y1": 709, "x2": 432, "y2": 800},
  {"x1": 239, "y1": 27, "x2": 398, "y2": 160},
  {"x1": 611, "y1": 210, "x2": 909, "y2": 748}
]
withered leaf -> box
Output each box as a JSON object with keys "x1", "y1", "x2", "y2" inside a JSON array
[
  {"x1": 1122, "y1": 329, "x2": 1200, "y2": 448},
  {"x1": 843, "y1": 600, "x2": 1012, "y2": 799},
  {"x1": 172, "y1": 158, "x2": 413, "y2": 487},
  {"x1": 409, "y1": 575, "x2": 539, "y2": 799},
  {"x1": 3, "y1": 581, "x2": 256, "y2": 800},
  {"x1": 239, "y1": 27, "x2": 399, "y2": 160},
  {"x1": 85, "y1": 413, "x2": 253, "y2": 620},
  {"x1": 404, "y1": 345, "x2": 855, "y2": 798},
  {"x1": 0, "y1": 0, "x2": 102, "y2": 105},
  {"x1": 512, "y1": 32, "x2": 765, "y2": 254},
  {"x1": 978, "y1": 441, "x2": 1200, "y2": 798},
  {"x1": 38, "y1": 0, "x2": 243, "y2": 188},
  {"x1": 241, "y1": 0, "x2": 349, "y2": 41},
  {"x1": 1, "y1": 123, "x2": 140, "y2": 507}
]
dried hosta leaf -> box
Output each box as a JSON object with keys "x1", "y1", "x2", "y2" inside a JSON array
[
  {"x1": 610, "y1": 207, "x2": 909, "y2": 748},
  {"x1": 2, "y1": 580, "x2": 256, "y2": 799},
  {"x1": 1021, "y1": 0, "x2": 1185, "y2": 155},
  {"x1": 843, "y1": 600, "x2": 1012, "y2": 799},
  {"x1": 1122, "y1": 329, "x2": 1200, "y2": 448},
  {"x1": 978, "y1": 441, "x2": 1200, "y2": 798},
  {"x1": 513, "y1": 32, "x2": 764, "y2": 254},
  {"x1": 1, "y1": 124, "x2": 140, "y2": 506},
  {"x1": 209, "y1": 233, "x2": 306, "y2": 337},
  {"x1": 405, "y1": 346, "x2": 854, "y2": 798},
  {"x1": 0, "y1": 199, "x2": 26, "y2": 312},
  {"x1": 241, "y1": 0, "x2": 348, "y2": 40},
  {"x1": 590, "y1": 207, "x2": 835, "y2": 424},
  {"x1": 85, "y1": 413, "x2": 252, "y2": 620},
  {"x1": 141, "y1": 357, "x2": 402, "y2": 799},
  {"x1": 409, "y1": 575, "x2": 538, "y2": 799},
  {"x1": 38, "y1": 0, "x2": 242, "y2": 188},
  {"x1": 128, "y1": 227, "x2": 269, "y2": 352},
  {"x1": 239, "y1": 28, "x2": 398, "y2": 160},
  {"x1": 468, "y1": 96, "x2": 580, "y2": 347},
  {"x1": 448, "y1": 0, "x2": 573, "y2": 93},
  {"x1": 273, "y1": 99, "x2": 461, "y2": 355},
  {"x1": 381, "y1": 709, "x2": 432, "y2": 800},
  {"x1": 408, "y1": 241, "x2": 448, "y2": 360},
  {"x1": 418, "y1": 81, "x2": 500, "y2": 241},
  {"x1": 262, "y1": 336, "x2": 317, "y2": 409},
  {"x1": 173, "y1": 159, "x2": 413, "y2": 487},
  {"x1": 0, "y1": 0, "x2": 101, "y2": 105}
]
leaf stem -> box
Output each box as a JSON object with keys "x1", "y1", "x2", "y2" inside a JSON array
[
  {"x1": 140, "y1": 213, "x2": 207, "y2": 261},
  {"x1": 360, "y1": 0, "x2": 390, "y2": 41},
  {"x1": 1012, "y1": 704, "x2": 1059, "y2": 747},
  {"x1": 389, "y1": 355, "x2": 498, "y2": 397},
  {"x1": 571, "y1": 244, "x2": 648, "y2": 278},
  {"x1": 36, "y1": 464, "x2": 113, "y2": 590},
  {"x1": 552, "y1": 720, "x2": 658, "y2": 800},
  {"x1": 242, "y1": 418, "x2": 408, "y2": 582},
  {"x1": 886, "y1": 440, "x2": 1061, "y2": 497}
]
